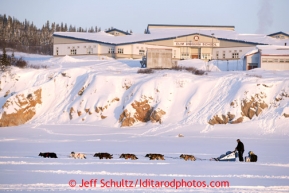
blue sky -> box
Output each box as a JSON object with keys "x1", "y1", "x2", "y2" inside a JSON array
[{"x1": 0, "y1": 0, "x2": 288, "y2": 34}]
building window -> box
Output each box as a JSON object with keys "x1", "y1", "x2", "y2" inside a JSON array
[
  {"x1": 262, "y1": 59, "x2": 267, "y2": 63},
  {"x1": 267, "y1": 58, "x2": 273, "y2": 63},
  {"x1": 181, "y1": 52, "x2": 189, "y2": 56},
  {"x1": 108, "y1": 48, "x2": 115, "y2": 54},
  {"x1": 87, "y1": 48, "x2": 93, "y2": 54},
  {"x1": 56, "y1": 50, "x2": 59, "y2": 55},
  {"x1": 216, "y1": 54, "x2": 219, "y2": 59},
  {"x1": 223, "y1": 54, "x2": 225, "y2": 59},
  {"x1": 239, "y1": 50, "x2": 242, "y2": 52},
  {"x1": 118, "y1": 48, "x2": 124, "y2": 54},
  {"x1": 201, "y1": 53, "x2": 210, "y2": 59},
  {"x1": 229, "y1": 50, "x2": 232, "y2": 53},
  {"x1": 70, "y1": 49, "x2": 77, "y2": 55},
  {"x1": 139, "y1": 49, "x2": 145, "y2": 55},
  {"x1": 279, "y1": 59, "x2": 284, "y2": 63},
  {"x1": 232, "y1": 53, "x2": 239, "y2": 59},
  {"x1": 285, "y1": 59, "x2": 289, "y2": 63},
  {"x1": 68, "y1": 47, "x2": 70, "y2": 49},
  {"x1": 280, "y1": 36, "x2": 285, "y2": 39},
  {"x1": 275, "y1": 35, "x2": 280, "y2": 38}
]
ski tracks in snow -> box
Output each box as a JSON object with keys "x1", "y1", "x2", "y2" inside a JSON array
[{"x1": 183, "y1": 74, "x2": 242, "y2": 125}]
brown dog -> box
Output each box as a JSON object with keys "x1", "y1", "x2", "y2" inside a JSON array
[
  {"x1": 93, "y1": 152, "x2": 113, "y2": 159},
  {"x1": 180, "y1": 154, "x2": 196, "y2": 161},
  {"x1": 119, "y1": 153, "x2": 138, "y2": 160},
  {"x1": 145, "y1": 153, "x2": 165, "y2": 160}
]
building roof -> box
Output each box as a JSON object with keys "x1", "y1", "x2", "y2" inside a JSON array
[
  {"x1": 147, "y1": 24, "x2": 235, "y2": 29},
  {"x1": 53, "y1": 28, "x2": 289, "y2": 47},
  {"x1": 244, "y1": 45, "x2": 289, "y2": 58},
  {"x1": 267, "y1": 31, "x2": 289, "y2": 37},
  {"x1": 257, "y1": 45, "x2": 289, "y2": 56},
  {"x1": 105, "y1": 28, "x2": 131, "y2": 35}
]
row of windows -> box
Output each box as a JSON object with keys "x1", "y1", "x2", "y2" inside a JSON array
[
  {"x1": 108, "y1": 48, "x2": 115, "y2": 54},
  {"x1": 232, "y1": 53, "x2": 239, "y2": 59},
  {"x1": 87, "y1": 48, "x2": 93, "y2": 54},
  {"x1": 108, "y1": 48, "x2": 124, "y2": 54},
  {"x1": 181, "y1": 52, "x2": 190, "y2": 56},
  {"x1": 202, "y1": 53, "x2": 210, "y2": 59},
  {"x1": 118, "y1": 48, "x2": 124, "y2": 54},
  {"x1": 69, "y1": 48, "x2": 93, "y2": 55},
  {"x1": 274, "y1": 35, "x2": 286, "y2": 39},
  {"x1": 70, "y1": 49, "x2": 77, "y2": 55},
  {"x1": 262, "y1": 58, "x2": 289, "y2": 63},
  {"x1": 216, "y1": 50, "x2": 242, "y2": 54},
  {"x1": 216, "y1": 53, "x2": 239, "y2": 59},
  {"x1": 139, "y1": 50, "x2": 145, "y2": 55}
]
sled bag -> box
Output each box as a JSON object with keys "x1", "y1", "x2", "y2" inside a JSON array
[
  {"x1": 250, "y1": 154, "x2": 257, "y2": 162},
  {"x1": 245, "y1": 156, "x2": 250, "y2": 162}
]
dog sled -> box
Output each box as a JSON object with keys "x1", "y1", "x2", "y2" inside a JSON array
[{"x1": 211, "y1": 151, "x2": 238, "y2": 161}]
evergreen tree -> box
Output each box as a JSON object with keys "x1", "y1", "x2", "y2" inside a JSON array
[
  {"x1": 64, "y1": 23, "x2": 67, "y2": 32},
  {"x1": 46, "y1": 20, "x2": 50, "y2": 30},
  {"x1": 11, "y1": 50, "x2": 16, "y2": 65},
  {"x1": 0, "y1": 14, "x2": 103, "y2": 55},
  {"x1": 1, "y1": 47, "x2": 10, "y2": 71}
]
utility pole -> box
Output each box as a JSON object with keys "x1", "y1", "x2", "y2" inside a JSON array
[{"x1": 211, "y1": 33, "x2": 214, "y2": 60}]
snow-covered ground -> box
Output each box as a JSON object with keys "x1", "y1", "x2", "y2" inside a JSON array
[{"x1": 0, "y1": 53, "x2": 289, "y2": 192}]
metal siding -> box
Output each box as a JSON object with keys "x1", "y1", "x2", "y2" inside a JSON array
[
  {"x1": 261, "y1": 56, "x2": 289, "y2": 70},
  {"x1": 261, "y1": 63, "x2": 289, "y2": 70},
  {"x1": 147, "y1": 49, "x2": 172, "y2": 68}
]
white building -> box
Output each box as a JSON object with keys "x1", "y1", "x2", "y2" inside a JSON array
[
  {"x1": 244, "y1": 45, "x2": 289, "y2": 71},
  {"x1": 53, "y1": 25, "x2": 289, "y2": 70}
]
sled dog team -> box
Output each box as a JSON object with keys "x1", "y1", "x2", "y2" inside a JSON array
[{"x1": 38, "y1": 152, "x2": 196, "y2": 161}]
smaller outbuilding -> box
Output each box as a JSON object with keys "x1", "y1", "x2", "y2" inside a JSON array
[
  {"x1": 146, "y1": 48, "x2": 174, "y2": 69},
  {"x1": 244, "y1": 45, "x2": 289, "y2": 70}
]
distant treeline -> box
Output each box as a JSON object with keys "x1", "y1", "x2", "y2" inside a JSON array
[{"x1": 0, "y1": 14, "x2": 103, "y2": 55}]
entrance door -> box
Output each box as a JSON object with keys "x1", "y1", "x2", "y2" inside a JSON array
[{"x1": 191, "y1": 54, "x2": 198, "y2": 59}]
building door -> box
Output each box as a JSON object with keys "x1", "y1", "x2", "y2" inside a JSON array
[
  {"x1": 191, "y1": 54, "x2": 198, "y2": 59},
  {"x1": 248, "y1": 63, "x2": 258, "y2": 70}
]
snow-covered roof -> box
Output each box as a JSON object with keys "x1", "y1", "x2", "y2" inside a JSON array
[
  {"x1": 53, "y1": 28, "x2": 289, "y2": 46},
  {"x1": 105, "y1": 28, "x2": 131, "y2": 35},
  {"x1": 267, "y1": 31, "x2": 289, "y2": 37},
  {"x1": 257, "y1": 45, "x2": 289, "y2": 56},
  {"x1": 244, "y1": 45, "x2": 289, "y2": 57}
]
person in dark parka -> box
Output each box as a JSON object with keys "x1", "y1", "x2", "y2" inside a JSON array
[{"x1": 235, "y1": 139, "x2": 244, "y2": 162}]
